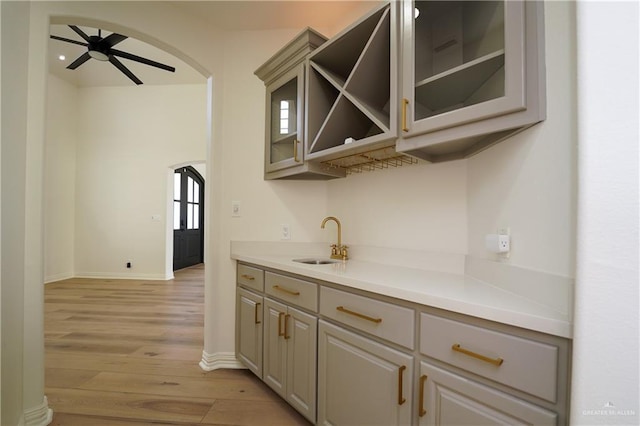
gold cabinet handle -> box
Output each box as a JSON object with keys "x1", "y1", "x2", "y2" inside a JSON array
[
  {"x1": 419, "y1": 374, "x2": 428, "y2": 417},
  {"x1": 451, "y1": 344, "x2": 504, "y2": 366},
  {"x1": 284, "y1": 314, "x2": 291, "y2": 340},
  {"x1": 336, "y1": 306, "x2": 382, "y2": 324},
  {"x1": 277, "y1": 312, "x2": 285, "y2": 336},
  {"x1": 402, "y1": 98, "x2": 409, "y2": 132},
  {"x1": 272, "y1": 285, "x2": 300, "y2": 296},
  {"x1": 397, "y1": 365, "x2": 407, "y2": 405},
  {"x1": 241, "y1": 274, "x2": 255, "y2": 281},
  {"x1": 254, "y1": 302, "x2": 261, "y2": 324},
  {"x1": 293, "y1": 139, "x2": 300, "y2": 162}
]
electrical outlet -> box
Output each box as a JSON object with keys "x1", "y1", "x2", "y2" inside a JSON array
[
  {"x1": 231, "y1": 201, "x2": 241, "y2": 217},
  {"x1": 485, "y1": 233, "x2": 510, "y2": 254},
  {"x1": 281, "y1": 224, "x2": 291, "y2": 240},
  {"x1": 126, "y1": 261, "x2": 132, "y2": 269},
  {"x1": 497, "y1": 234, "x2": 510, "y2": 252}
]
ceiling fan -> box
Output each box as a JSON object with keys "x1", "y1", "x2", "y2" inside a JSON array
[{"x1": 50, "y1": 25, "x2": 175, "y2": 85}]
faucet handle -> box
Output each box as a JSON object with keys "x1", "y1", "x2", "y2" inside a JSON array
[
  {"x1": 330, "y1": 244, "x2": 339, "y2": 256},
  {"x1": 340, "y1": 245, "x2": 349, "y2": 261}
]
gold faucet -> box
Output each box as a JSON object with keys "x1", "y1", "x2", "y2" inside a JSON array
[{"x1": 321, "y1": 216, "x2": 348, "y2": 260}]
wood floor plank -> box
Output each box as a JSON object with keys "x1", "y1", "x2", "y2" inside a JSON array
[
  {"x1": 46, "y1": 368, "x2": 101, "y2": 389},
  {"x1": 130, "y1": 344, "x2": 204, "y2": 361},
  {"x1": 46, "y1": 352, "x2": 210, "y2": 379},
  {"x1": 201, "y1": 399, "x2": 311, "y2": 426},
  {"x1": 47, "y1": 388, "x2": 213, "y2": 423},
  {"x1": 49, "y1": 412, "x2": 205, "y2": 426},
  {"x1": 78, "y1": 371, "x2": 280, "y2": 401}
]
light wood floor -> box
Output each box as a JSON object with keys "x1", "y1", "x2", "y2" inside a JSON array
[{"x1": 45, "y1": 264, "x2": 310, "y2": 425}]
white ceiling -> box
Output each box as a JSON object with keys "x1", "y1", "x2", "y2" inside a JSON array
[{"x1": 48, "y1": 1, "x2": 380, "y2": 88}]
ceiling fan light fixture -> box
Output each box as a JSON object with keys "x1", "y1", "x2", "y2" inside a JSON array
[{"x1": 88, "y1": 49, "x2": 109, "y2": 61}]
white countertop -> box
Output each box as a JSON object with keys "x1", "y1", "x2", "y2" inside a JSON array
[{"x1": 231, "y1": 245, "x2": 572, "y2": 339}]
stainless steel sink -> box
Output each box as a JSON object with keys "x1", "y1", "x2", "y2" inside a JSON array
[{"x1": 293, "y1": 258, "x2": 340, "y2": 265}]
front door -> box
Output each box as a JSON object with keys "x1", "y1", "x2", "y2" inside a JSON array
[{"x1": 173, "y1": 166, "x2": 204, "y2": 271}]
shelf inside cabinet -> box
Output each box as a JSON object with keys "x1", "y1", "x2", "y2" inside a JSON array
[
  {"x1": 272, "y1": 133, "x2": 297, "y2": 145},
  {"x1": 415, "y1": 49, "x2": 505, "y2": 112}
]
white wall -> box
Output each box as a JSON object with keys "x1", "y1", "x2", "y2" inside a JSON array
[
  {"x1": 73, "y1": 84, "x2": 207, "y2": 279},
  {"x1": 467, "y1": 1, "x2": 577, "y2": 277},
  {"x1": 1, "y1": 2, "x2": 29, "y2": 423},
  {"x1": 326, "y1": 160, "x2": 467, "y2": 253},
  {"x1": 571, "y1": 1, "x2": 639, "y2": 424},
  {"x1": 44, "y1": 74, "x2": 78, "y2": 283}
]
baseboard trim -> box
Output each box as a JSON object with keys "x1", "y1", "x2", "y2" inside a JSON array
[
  {"x1": 199, "y1": 350, "x2": 245, "y2": 371},
  {"x1": 74, "y1": 272, "x2": 168, "y2": 281},
  {"x1": 24, "y1": 396, "x2": 53, "y2": 426},
  {"x1": 44, "y1": 272, "x2": 74, "y2": 284}
]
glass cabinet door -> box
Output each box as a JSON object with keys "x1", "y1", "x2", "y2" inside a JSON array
[
  {"x1": 266, "y1": 65, "x2": 304, "y2": 172},
  {"x1": 402, "y1": 0, "x2": 526, "y2": 136}
]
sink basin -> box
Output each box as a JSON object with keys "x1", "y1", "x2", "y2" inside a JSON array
[{"x1": 293, "y1": 258, "x2": 340, "y2": 265}]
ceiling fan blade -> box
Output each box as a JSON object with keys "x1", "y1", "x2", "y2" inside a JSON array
[
  {"x1": 67, "y1": 52, "x2": 92, "y2": 70},
  {"x1": 111, "y1": 49, "x2": 175, "y2": 73},
  {"x1": 68, "y1": 25, "x2": 91, "y2": 42},
  {"x1": 100, "y1": 33, "x2": 128, "y2": 49},
  {"x1": 50, "y1": 35, "x2": 88, "y2": 47},
  {"x1": 109, "y1": 55, "x2": 143, "y2": 85}
]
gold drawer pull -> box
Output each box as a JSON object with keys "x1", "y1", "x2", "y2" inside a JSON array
[
  {"x1": 277, "y1": 312, "x2": 285, "y2": 336},
  {"x1": 397, "y1": 365, "x2": 407, "y2": 405},
  {"x1": 254, "y1": 302, "x2": 261, "y2": 324},
  {"x1": 451, "y1": 344, "x2": 504, "y2": 366},
  {"x1": 272, "y1": 285, "x2": 300, "y2": 296},
  {"x1": 419, "y1": 374, "x2": 428, "y2": 417},
  {"x1": 293, "y1": 139, "x2": 300, "y2": 162},
  {"x1": 402, "y1": 98, "x2": 409, "y2": 132},
  {"x1": 336, "y1": 306, "x2": 382, "y2": 324},
  {"x1": 284, "y1": 314, "x2": 291, "y2": 339},
  {"x1": 240, "y1": 274, "x2": 255, "y2": 281}
]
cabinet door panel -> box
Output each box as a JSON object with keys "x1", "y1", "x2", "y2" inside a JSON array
[
  {"x1": 419, "y1": 362, "x2": 557, "y2": 426},
  {"x1": 265, "y1": 65, "x2": 305, "y2": 173},
  {"x1": 318, "y1": 320, "x2": 412, "y2": 426},
  {"x1": 236, "y1": 288, "x2": 263, "y2": 377},
  {"x1": 263, "y1": 297, "x2": 287, "y2": 397},
  {"x1": 286, "y1": 307, "x2": 317, "y2": 422}
]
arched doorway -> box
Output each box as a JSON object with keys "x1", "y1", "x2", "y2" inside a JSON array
[{"x1": 173, "y1": 166, "x2": 205, "y2": 271}]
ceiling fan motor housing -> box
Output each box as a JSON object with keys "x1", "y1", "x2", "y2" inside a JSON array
[{"x1": 88, "y1": 35, "x2": 109, "y2": 61}]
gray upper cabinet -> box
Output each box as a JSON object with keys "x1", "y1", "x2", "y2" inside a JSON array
[
  {"x1": 397, "y1": 0, "x2": 546, "y2": 162},
  {"x1": 305, "y1": 2, "x2": 399, "y2": 168},
  {"x1": 255, "y1": 29, "x2": 346, "y2": 180}
]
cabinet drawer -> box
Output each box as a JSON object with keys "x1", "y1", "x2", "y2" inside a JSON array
[
  {"x1": 320, "y1": 286, "x2": 414, "y2": 350},
  {"x1": 237, "y1": 264, "x2": 264, "y2": 292},
  {"x1": 420, "y1": 313, "x2": 558, "y2": 402},
  {"x1": 265, "y1": 272, "x2": 318, "y2": 312}
]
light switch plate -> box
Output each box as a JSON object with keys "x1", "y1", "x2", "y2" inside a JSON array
[
  {"x1": 232, "y1": 201, "x2": 241, "y2": 217},
  {"x1": 281, "y1": 224, "x2": 291, "y2": 240}
]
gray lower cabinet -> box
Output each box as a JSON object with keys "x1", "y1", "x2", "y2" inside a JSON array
[
  {"x1": 263, "y1": 297, "x2": 317, "y2": 422},
  {"x1": 317, "y1": 320, "x2": 413, "y2": 426},
  {"x1": 236, "y1": 287, "x2": 263, "y2": 377},
  {"x1": 418, "y1": 362, "x2": 556, "y2": 425}
]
